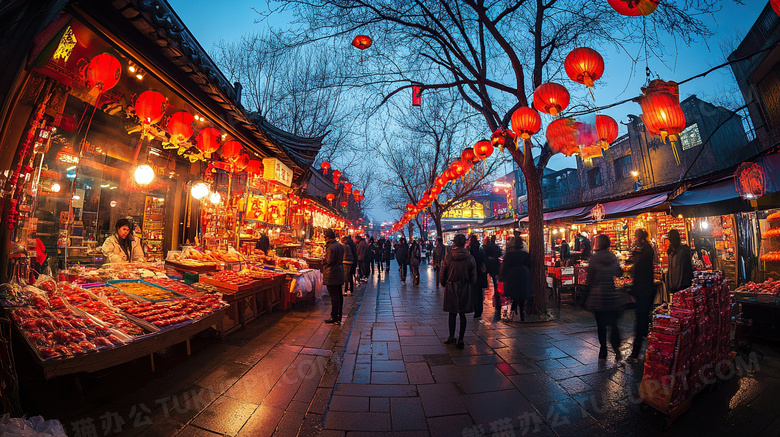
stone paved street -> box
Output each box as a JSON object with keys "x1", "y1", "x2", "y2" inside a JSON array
[{"x1": 17, "y1": 264, "x2": 780, "y2": 436}]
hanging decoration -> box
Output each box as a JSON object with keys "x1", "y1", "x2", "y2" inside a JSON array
[
  {"x1": 511, "y1": 107, "x2": 542, "y2": 140},
  {"x1": 734, "y1": 162, "x2": 767, "y2": 200},
  {"x1": 608, "y1": 0, "x2": 660, "y2": 16},
  {"x1": 326, "y1": 193, "x2": 335, "y2": 205},
  {"x1": 491, "y1": 128, "x2": 515, "y2": 153},
  {"x1": 474, "y1": 139, "x2": 494, "y2": 159},
  {"x1": 635, "y1": 79, "x2": 686, "y2": 164},
  {"x1": 591, "y1": 203, "x2": 605, "y2": 221},
  {"x1": 351, "y1": 35, "x2": 373, "y2": 62},
  {"x1": 165, "y1": 111, "x2": 195, "y2": 149},
  {"x1": 772, "y1": 0, "x2": 780, "y2": 16},
  {"x1": 83, "y1": 53, "x2": 121, "y2": 93},
  {"x1": 246, "y1": 159, "x2": 263, "y2": 176},
  {"x1": 564, "y1": 47, "x2": 604, "y2": 99},
  {"x1": 196, "y1": 127, "x2": 221, "y2": 158},
  {"x1": 134, "y1": 90, "x2": 167, "y2": 126},
  {"x1": 412, "y1": 84, "x2": 422, "y2": 106},
  {"x1": 320, "y1": 161, "x2": 331, "y2": 174},
  {"x1": 533, "y1": 82, "x2": 570, "y2": 116},
  {"x1": 220, "y1": 140, "x2": 243, "y2": 162},
  {"x1": 545, "y1": 118, "x2": 579, "y2": 156},
  {"x1": 353, "y1": 189, "x2": 361, "y2": 201},
  {"x1": 340, "y1": 200, "x2": 349, "y2": 208},
  {"x1": 461, "y1": 147, "x2": 477, "y2": 163},
  {"x1": 343, "y1": 182, "x2": 353, "y2": 194},
  {"x1": 235, "y1": 153, "x2": 250, "y2": 171},
  {"x1": 595, "y1": 114, "x2": 619, "y2": 149}
]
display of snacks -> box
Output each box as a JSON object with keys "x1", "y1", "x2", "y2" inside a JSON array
[
  {"x1": 171, "y1": 247, "x2": 244, "y2": 263},
  {"x1": 146, "y1": 278, "x2": 200, "y2": 297},
  {"x1": 764, "y1": 228, "x2": 780, "y2": 238},
  {"x1": 614, "y1": 277, "x2": 633, "y2": 289},
  {"x1": 109, "y1": 281, "x2": 180, "y2": 301},
  {"x1": 768, "y1": 212, "x2": 780, "y2": 222},
  {"x1": 209, "y1": 271, "x2": 256, "y2": 286},
  {"x1": 736, "y1": 278, "x2": 780, "y2": 303},
  {"x1": 91, "y1": 286, "x2": 137, "y2": 310},
  {"x1": 275, "y1": 257, "x2": 309, "y2": 272},
  {"x1": 760, "y1": 252, "x2": 780, "y2": 262},
  {"x1": 123, "y1": 295, "x2": 227, "y2": 328}
]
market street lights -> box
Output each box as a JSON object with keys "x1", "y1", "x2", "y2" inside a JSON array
[{"x1": 631, "y1": 170, "x2": 643, "y2": 191}]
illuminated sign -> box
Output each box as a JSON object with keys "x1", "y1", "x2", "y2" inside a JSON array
[
  {"x1": 56, "y1": 146, "x2": 79, "y2": 164},
  {"x1": 262, "y1": 158, "x2": 292, "y2": 187}
]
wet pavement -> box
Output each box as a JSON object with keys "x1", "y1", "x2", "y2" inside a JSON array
[{"x1": 16, "y1": 263, "x2": 780, "y2": 436}]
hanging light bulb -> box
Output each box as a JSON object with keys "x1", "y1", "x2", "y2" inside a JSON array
[
  {"x1": 134, "y1": 164, "x2": 155, "y2": 185},
  {"x1": 110, "y1": 201, "x2": 117, "y2": 207},
  {"x1": 209, "y1": 191, "x2": 221, "y2": 204},
  {"x1": 50, "y1": 183, "x2": 61, "y2": 193},
  {"x1": 191, "y1": 182, "x2": 209, "y2": 200}
]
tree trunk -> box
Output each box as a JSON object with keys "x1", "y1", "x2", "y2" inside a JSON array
[
  {"x1": 432, "y1": 214, "x2": 443, "y2": 237},
  {"x1": 520, "y1": 162, "x2": 548, "y2": 315},
  {"x1": 407, "y1": 221, "x2": 414, "y2": 241}
]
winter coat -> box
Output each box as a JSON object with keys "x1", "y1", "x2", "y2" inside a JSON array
[
  {"x1": 440, "y1": 246, "x2": 477, "y2": 313},
  {"x1": 410, "y1": 243, "x2": 422, "y2": 267},
  {"x1": 255, "y1": 234, "x2": 270, "y2": 254},
  {"x1": 499, "y1": 249, "x2": 532, "y2": 300},
  {"x1": 102, "y1": 234, "x2": 145, "y2": 263},
  {"x1": 559, "y1": 241, "x2": 571, "y2": 261},
  {"x1": 343, "y1": 242, "x2": 355, "y2": 264},
  {"x1": 666, "y1": 244, "x2": 693, "y2": 293},
  {"x1": 371, "y1": 243, "x2": 383, "y2": 262},
  {"x1": 383, "y1": 241, "x2": 392, "y2": 258},
  {"x1": 580, "y1": 238, "x2": 592, "y2": 259},
  {"x1": 586, "y1": 249, "x2": 624, "y2": 312},
  {"x1": 322, "y1": 240, "x2": 345, "y2": 286},
  {"x1": 630, "y1": 240, "x2": 655, "y2": 296},
  {"x1": 469, "y1": 244, "x2": 489, "y2": 289},
  {"x1": 356, "y1": 239, "x2": 370, "y2": 261},
  {"x1": 432, "y1": 243, "x2": 446, "y2": 267},
  {"x1": 484, "y1": 242, "x2": 502, "y2": 275},
  {"x1": 395, "y1": 242, "x2": 409, "y2": 265}
]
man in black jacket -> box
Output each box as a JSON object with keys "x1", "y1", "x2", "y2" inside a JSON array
[
  {"x1": 322, "y1": 229, "x2": 345, "y2": 324},
  {"x1": 628, "y1": 229, "x2": 655, "y2": 360}
]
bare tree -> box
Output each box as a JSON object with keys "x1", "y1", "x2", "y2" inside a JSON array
[{"x1": 270, "y1": 0, "x2": 728, "y2": 313}]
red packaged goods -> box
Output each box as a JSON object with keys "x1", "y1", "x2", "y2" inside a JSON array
[{"x1": 211, "y1": 271, "x2": 255, "y2": 286}]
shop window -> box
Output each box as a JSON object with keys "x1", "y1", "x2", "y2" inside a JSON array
[
  {"x1": 588, "y1": 167, "x2": 602, "y2": 187},
  {"x1": 613, "y1": 155, "x2": 632, "y2": 179}
]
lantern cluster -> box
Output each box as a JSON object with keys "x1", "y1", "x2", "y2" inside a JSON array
[
  {"x1": 317, "y1": 162, "x2": 364, "y2": 211},
  {"x1": 388, "y1": 138, "x2": 495, "y2": 232},
  {"x1": 298, "y1": 198, "x2": 349, "y2": 229},
  {"x1": 636, "y1": 79, "x2": 686, "y2": 164}
]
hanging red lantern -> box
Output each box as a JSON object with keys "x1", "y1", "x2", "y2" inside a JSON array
[
  {"x1": 246, "y1": 160, "x2": 263, "y2": 176},
  {"x1": 412, "y1": 84, "x2": 422, "y2": 106},
  {"x1": 491, "y1": 129, "x2": 516, "y2": 152},
  {"x1": 406, "y1": 203, "x2": 415, "y2": 211},
  {"x1": 358, "y1": 194, "x2": 364, "y2": 202},
  {"x1": 431, "y1": 186, "x2": 442, "y2": 195},
  {"x1": 340, "y1": 200, "x2": 349, "y2": 208},
  {"x1": 564, "y1": 48, "x2": 604, "y2": 88},
  {"x1": 332, "y1": 170, "x2": 342, "y2": 180},
  {"x1": 443, "y1": 168, "x2": 457, "y2": 181},
  {"x1": 343, "y1": 182, "x2": 353, "y2": 193},
  {"x1": 533, "y1": 82, "x2": 570, "y2": 116},
  {"x1": 595, "y1": 114, "x2": 619, "y2": 149},
  {"x1": 326, "y1": 193, "x2": 335, "y2": 205},
  {"x1": 221, "y1": 140, "x2": 243, "y2": 162},
  {"x1": 196, "y1": 127, "x2": 221, "y2": 158},
  {"x1": 135, "y1": 90, "x2": 167, "y2": 125},
  {"x1": 320, "y1": 161, "x2": 331, "y2": 174},
  {"x1": 353, "y1": 189, "x2": 360, "y2": 201},
  {"x1": 84, "y1": 53, "x2": 121, "y2": 92},
  {"x1": 636, "y1": 79, "x2": 686, "y2": 164},
  {"x1": 546, "y1": 118, "x2": 579, "y2": 156},
  {"x1": 474, "y1": 139, "x2": 494, "y2": 159},
  {"x1": 167, "y1": 111, "x2": 195, "y2": 144},
  {"x1": 461, "y1": 148, "x2": 477, "y2": 163},
  {"x1": 452, "y1": 160, "x2": 468, "y2": 177},
  {"x1": 235, "y1": 153, "x2": 250, "y2": 171},
  {"x1": 435, "y1": 176, "x2": 447, "y2": 187},
  {"x1": 735, "y1": 162, "x2": 767, "y2": 200},
  {"x1": 511, "y1": 107, "x2": 542, "y2": 140},
  {"x1": 352, "y1": 35, "x2": 373, "y2": 50},
  {"x1": 608, "y1": 0, "x2": 659, "y2": 16},
  {"x1": 772, "y1": 0, "x2": 780, "y2": 16}
]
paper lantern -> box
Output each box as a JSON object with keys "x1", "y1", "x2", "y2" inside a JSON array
[
  {"x1": 168, "y1": 111, "x2": 195, "y2": 145},
  {"x1": 533, "y1": 82, "x2": 570, "y2": 116},
  {"x1": 545, "y1": 118, "x2": 579, "y2": 156},
  {"x1": 608, "y1": 0, "x2": 659, "y2": 16},
  {"x1": 595, "y1": 114, "x2": 619, "y2": 149},
  {"x1": 133, "y1": 164, "x2": 155, "y2": 185},
  {"x1": 474, "y1": 139, "x2": 494, "y2": 159},
  {"x1": 326, "y1": 193, "x2": 335, "y2": 204},
  {"x1": 196, "y1": 127, "x2": 221, "y2": 157},
  {"x1": 461, "y1": 148, "x2": 477, "y2": 163},
  {"x1": 435, "y1": 176, "x2": 447, "y2": 187},
  {"x1": 320, "y1": 161, "x2": 331, "y2": 174},
  {"x1": 235, "y1": 153, "x2": 250, "y2": 171},
  {"x1": 353, "y1": 189, "x2": 360, "y2": 201},
  {"x1": 773, "y1": 0, "x2": 780, "y2": 16},
  {"x1": 340, "y1": 200, "x2": 349, "y2": 208},
  {"x1": 84, "y1": 53, "x2": 121, "y2": 92},
  {"x1": 511, "y1": 107, "x2": 542, "y2": 140},
  {"x1": 452, "y1": 160, "x2": 468, "y2": 177},
  {"x1": 564, "y1": 48, "x2": 604, "y2": 88},
  {"x1": 246, "y1": 160, "x2": 263, "y2": 176},
  {"x1": 221, "y1": 141, "x2": 243, "y2": 162},
  {"x1": 430, "y1": 186, "x2": 442, "y2": 195},
  {"x1": 491, "y1": 129, "x2": 516, "y2": 152},
  {"x1": 412, "y1": 85, "x2": 422, "y2": 106},
  {"x1": 636, "y1": 79, "x2": 686, "y2": 164},
  {"x1": 343, "y1": 182, "x2": 353, "y2": 193},
  {"x1": 735, "y1": 162, "x2": 767, "y2": 200},
  {"x1": 352, "y1": 35, "x2": 373, "y2": 50},
  {"x1": 135, "y1": 90, "x2": 167, "y2": 125},
  {"x1": 332, "y1": 170, "x2": 342, "y2": 179}
]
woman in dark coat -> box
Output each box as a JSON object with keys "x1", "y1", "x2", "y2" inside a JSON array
[
  {"x1": 341, "y1": 236, "x2": 356, "y2": 295},
  {"x1": 499, "y1": 237, "x2": 532, "y2": 322},
  {"x1": 440, "y1": 234, "x2": 476, "y2": 349},
  {"x1": 628, "y1": 229, "x2": 655, "y2": 360},
  {"x1": 372, "y1": 239, "x2": 383, "y2": 274},
  {"x1": 484, "y1": 236, "x2": 502, "y2": 319},
  {"x1": 666, "y1": 229, "x2": 693, "y2": 294},
  {"x1": 586, "y1": 234, "x2": 624, "y2": 361},
  {"x1": 468, "y1": 235, "x2": 488, "y2": 319},
  {"x1": 409, "y1": 240, "x2": 422, "y2": 285},
  {"x1": 383, "y1": 240, "x2": 392, "y2": 272},
  {"x1": 395, "y1": 237, "x2": 409, "y2": 282}
]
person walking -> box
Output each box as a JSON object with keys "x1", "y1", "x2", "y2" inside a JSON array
[
  {"x1": 322, "y1": 229, "x2": 345, "y2": 324},
  {"x1": 383, "y1": 239, "x2": 392, "y2": 273},
  {"x1": 409, "y1": 239, "x2": 422, "y2": 285},
  {"x1": 586, "y1": 234, "x2": 624, "y2": 361},
  {"x1": 499, "y1": 237, "x2": 532, "y2": 322},
  {"x1": 345, "y1": 235, "x2": 358, "y2": 289},
  {"x1": 356, "y1": 235, "x2": 370, "y2": 282},
  {"x1": 484, "y1": 236, "x2": 502, "y2": 319},
  {"x1": 341, "y1": 236, "x2": 356, "y2": 295},
  {"x1": 468, "y1": 235, "x2": 488, "y2": 319},
  {"x1": 440, "y1": 234, "x2": 477, "y2": 349},
  {"x1": 557, "y1": 239, "x2": 571, "y2": 266},
  {"x1": 628, "y1": 229, "x2": 655, "y2": 360},
  {"x1": 666, "y1": 229, "x2": 693, "y2": 294},
  {"x1": 368, "y1": 238, "x2": 376, "y2": 275},
  {"x1": 395, "y1": 237, "x2": 409, "y2": 282},
  {"x1": 372, "y1": 238, "x2": 383, "y2": 275},
  {"x1": 432, "y1": 237, "x2": 446, "y2": 289}
]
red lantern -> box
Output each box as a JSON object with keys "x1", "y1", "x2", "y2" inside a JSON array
[
  {"x1": 452, "y1": 160, "x2": 468, "y2": 177},
  {"x1": 431, "y1": 186, "x2": 442, "y2": 195},
  {"x1": 247, "y1": 160, "x2": 263, "y2": 176},
  {"x1": 595, "y1": 114, "x2": 618, "y2": 149},
  {"x1": 412, "y1": 85, "x2": 422, "y2": 106},
  {"x1": 461, "y1": 148, "x2": 477, "y2": 163},
  {"x1": 84, "y1": 53, "x2": 121, "y2": 92},
  {"x1": 773, "y1": 0, "x2": 780, "y2": 16},
  {"x1": 735, "y1": 162, "x2": 767, "y2": 200},
  {"x1": 196, "y1": 127, "x2": 221, "y2": 158},
  {"x1": 343, "y1": 182, "x2": 353, "y2": 193},
  {"x1": 340, "y1": 200, "x2": 349, "y2": 207},
  {"x1": 353, "y1": 189, "x2": 360, "y2": 201},
  {"x1": 320, "y1": 161, "x2": 331, "y2": 174},
  {"x1": 168, "y1": 111, "x2": 195, "y2": 144},
  {"x1": 579, "y1": 144, "x2": 604, "y2": 165},
  {"x1": 636, "y1": 79, "x2": 686, "y2": 164},
  {"x1": 511, "y1": 107, "x2": 542, "y2": 140},
  {"x1": 474, "y1": 139, "x2": 494, "y2": 159},
  {"x1": 326, "y1": 193, "x2": 335, "y2": 204},
  {"x1": 608, "y1": 0, "x2": 659, "y2": 16},
  {"x1": 221, "y1": 141, "x2": 243, "y2": 162},
  {"x1": 235, "y1": 153, "x2": 250, "y2": 171},
  {"x1": 546, "y1": 118, "x2": 579, "y2": 156},
  {"x1": 533, "y1": 82, "x2": 570, "y2": 116},
  {"x1": 135, "y1": 90, "x2": 167, "y2": 125},
  {"x1": 491, "y1": 129, "x2": 515, "y2": 152},
  {"x1": 435, "y1": 176, "x2": 447, "y2": 187},
  {"x1": 564, "y1": 48, "x2": 604, "y2": 88},
  {"x1": 406, "y1": 203, "x2": 415, "y2": 211},
  {"x1": 332, "y1": 170, "x2": 342, "y2": 179},
  {"x1": 352, "y1": 35, "x2": 373, "y2": 50}
]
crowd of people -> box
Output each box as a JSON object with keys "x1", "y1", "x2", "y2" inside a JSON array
[{"x1": 320, "y1": 227, "x2": 693, "y2": 361}]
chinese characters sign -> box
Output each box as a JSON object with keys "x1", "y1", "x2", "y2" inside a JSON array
[{"x1": 262, "y1": 158, "x2": 292, "y2": 187}]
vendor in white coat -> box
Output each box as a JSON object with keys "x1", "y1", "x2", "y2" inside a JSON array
[{"x1": 102, "y1": 218, "x2": 145, "y2": 263}]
